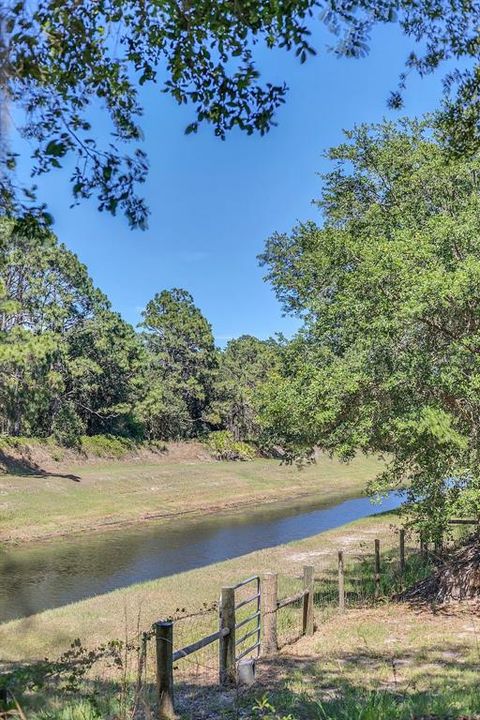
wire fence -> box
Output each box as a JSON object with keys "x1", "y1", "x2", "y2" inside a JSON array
[
  {"x1": 173, "y1": 606, "x2": 219, "y2": 685},
  {"x1": 2, "y1": 528, "x2": 437, "y2": 719},
  {"x1": 312, "y1": 531, "x2": 432, "y2": 617},
  {"x1": 275, "y1": 574, "x2": 305, "y2": 648}
]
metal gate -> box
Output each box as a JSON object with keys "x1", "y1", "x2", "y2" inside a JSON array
[{"x1": 232, "y1": 575, "x2": 261, "y2": 663}]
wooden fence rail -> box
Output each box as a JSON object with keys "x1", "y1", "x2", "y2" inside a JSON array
[
  {"x1": 262, "y1": 565, "x2": 314, "y2": 653},
  {"x1": 0, "y1": 527, "x2": 453, "y2": 720},
  {"x1": 261, "y1": 572, "x2": 277, "y2": 655},
  {"x1": 155, "y1": 621, "x2": 175, "y2": 720},
  {"x1": 338, "y1": 550, "x2": 345, "y2": 612},
  {"x1": 399, "y1": 529, "x2": 405, "y2": 576},
  {"x1": 303, "y1": 565, "x2": 314, "y2": 636},
  {"x1": 172, "y1": 628, "x2": 229, "y2": 662},
  {"x1": 276, "y1": 589, "x2": 306, "y2": 610},
  {"x1": 219, "y1": 586, "x2": 236, "y2": 686},
  {"x1": 374, "y1": 538, "x2": 381, "y2": 599}
]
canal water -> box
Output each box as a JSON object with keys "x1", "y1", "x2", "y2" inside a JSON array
[{"x1": 0, "y1": 491, "x2": 402, "y2": 622}]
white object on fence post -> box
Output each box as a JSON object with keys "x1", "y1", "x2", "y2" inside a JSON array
[{"x1": 237, "y1": 658, "x2": 256, "y2": 686}]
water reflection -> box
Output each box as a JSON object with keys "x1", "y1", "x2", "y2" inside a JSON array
[{"x1": 0, "y1": 492, "x2": 402, "y2": 621}]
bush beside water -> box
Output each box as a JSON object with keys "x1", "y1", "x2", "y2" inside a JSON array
[{"x1": 204, "y1": 430, "x2": 256, "y2": 461}]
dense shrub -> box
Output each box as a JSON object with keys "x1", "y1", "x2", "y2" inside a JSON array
[
  {"x1": 204, "y1": 430, "x2": 255, "y2": 461},
  {"x1": 0, "y1": 434, "x2": 168, "y2": 465},
  {"x1": 51, "y1": 403, "x2": 85, "y2": 450},
  {"x1": 79, "y1": 435, "x2": 138, "y2": 458}
]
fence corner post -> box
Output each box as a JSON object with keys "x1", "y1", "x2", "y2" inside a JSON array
[
  {"x1": 219, "y1": 586, "x2": 236, "y2": 686},
  {"x1": 302, "y1": 565, "x2": 314, "y2": 636},
  {"x1": 374, "y1": 538, "x2": 381, "y2": 599},
  {"x1": 261, "y1": 572, "x2": 278, "y2": 655},
  {"x1": 154, "y1": 620, "x2": 176, "y2": 720},
  {"x1": 338, "y1": 551, "x2": 345, "y2": 613}
]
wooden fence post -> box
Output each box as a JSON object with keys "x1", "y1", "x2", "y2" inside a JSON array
[
  {"x1": 374, "y1": 539, "x2": 381, "y2": 599},
  {"x1": 154, "y1": 621, "x2": 176, "y2": 720},
  {"x1": 399, "y1": 529, "x2": 405, "y2": 576},
  {"x1": 302, "y1": 566, "x2": 314, "y2": 636},
  {"x1": 219, "y1": 587, "x2": 236, "y2": 686},
  {"x1": 338, "y1": 551, "x2": 345, "y2": 613},
  {"x1": 261, "y1": 572, "x2": 278, "y2": 655}
]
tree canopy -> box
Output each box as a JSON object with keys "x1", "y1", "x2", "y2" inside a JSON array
[
  {"x1": 210, "y1": 334, "x2": 281, "y2": 441},
  {"x1": 3, "y1": 0, "x2": 480, "y2": 226},
  {"x1": 259, "y1": 118, "x2": 480, "y2": 539},
  {"x1": 0, "y1": 216, "x2": 143, "y2": 441},
  {"x1": 5, "y1": 115, "x2": 480, "y2": 538},
  {"x1": 138, "y1": 288, "x2": 217, "y2": 439},
  {"x1": 0, "y1": 221, "x2": 277, "y2": 445}
]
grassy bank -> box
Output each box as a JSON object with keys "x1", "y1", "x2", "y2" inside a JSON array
[
  {"x1": 0, "y1": 451, "x2": 382, "y2": 544},
  {"x1": 15, "y1": 600, "x2": 480, "y2": 720},
  {"x1": 246, "y1": 601, "x2": 480, "y2": 720},
  {"x1": 0, "y1": 509, "x2": 402, "y2": 662},
  {"x1": 4, "y1": 511, "x2": 478, "y2": 720}
]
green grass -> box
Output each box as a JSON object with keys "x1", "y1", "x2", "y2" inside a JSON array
[
  {"x1": 8, "y1": 635, "x2": 479, "y2": 720},
  {"x1": 243, "y1": 597, "x2": 480, "y2": 720},
  {"x1": 0, "y1": 452, "x2": 383, "y2": 544},
  {"x1": 3, "y1": 533, "x2": 478, "y2": 720},
  {"x1": 250, "y1": 686, "x2": 480, "y2": 720},
  {"x1": 2, "y1": 443, "x2": 472, "y2": 719}
]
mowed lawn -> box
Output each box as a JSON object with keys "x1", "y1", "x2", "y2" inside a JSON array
[{"x1": 0, "y1": 453, "x2": 383, "y2": 544}]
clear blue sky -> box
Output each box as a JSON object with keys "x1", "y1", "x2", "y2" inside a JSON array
[{"x1": 24, "y1": 22, "x2": 447, "y2": 345}]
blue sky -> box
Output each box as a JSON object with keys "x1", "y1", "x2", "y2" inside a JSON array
[{"x1": 22, "y1": 22, "x2": 447, "y2": 345}]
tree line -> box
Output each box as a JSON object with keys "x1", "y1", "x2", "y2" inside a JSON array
[{"x1": 0, "y1": 216, "x2": 279, "y2": 449}]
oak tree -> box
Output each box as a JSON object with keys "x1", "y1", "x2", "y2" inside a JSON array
[
  {"x1": 260, "y1": 118, "x2": 480, "y2": 538},
  {"x1": 3, "y1": 1, "x2": 480, "y2": 225}
]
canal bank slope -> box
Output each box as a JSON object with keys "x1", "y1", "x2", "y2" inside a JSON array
[
  {"x1": 0, "y1": 509, "x2": 401, "y2": 662},
  {"x1": 0, "y1": 452, "x2": 383, "y2": 545}
]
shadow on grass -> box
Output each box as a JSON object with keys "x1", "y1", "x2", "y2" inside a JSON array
[
  {"x1": 244, "y1": 636, "x2": 480, "y2": 720},
  {"x1": 4, "y1": 631, "x2": 480, "y2": 720},
  {"x1": 1, "y1": 536, "x2": 472, "y2": 718},
  {"x1": 0, "y1": 450, "x2": 81, "y2": 481}
]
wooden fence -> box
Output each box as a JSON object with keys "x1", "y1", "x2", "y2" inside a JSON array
[
  {"x1": 152, "y1": 525, "x2": 469, "y2": 719},
  {"x1": 154, "y1": 565, "x2": 314, "y2": 719},
  {"x1": 1, "y1": 522, "x2": 475, "y2": 719}
]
